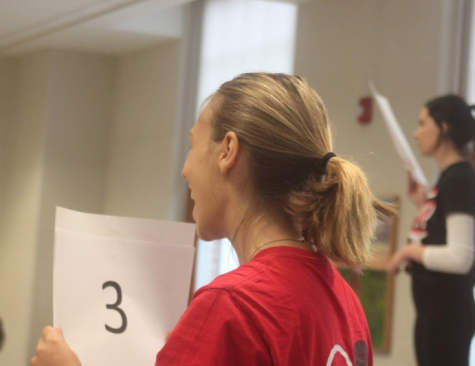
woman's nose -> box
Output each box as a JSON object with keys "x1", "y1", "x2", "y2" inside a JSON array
[{"x1": 181, "y1": 164, "x2": 188, "y2": 180}]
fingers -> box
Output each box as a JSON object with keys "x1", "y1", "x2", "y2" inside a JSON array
[
  {"x1": 386, "y1": 261, "x2": 396, "y2": 274},
  {"x1": 387, "y1": 254, "x2": 402, "y2": 275},
  {"x1": 36, "y1": 326, "x2": 65, "y2": 360},
  {"x1": 38, "y1": 326, "x2": 62, "y2": 353},
  {"x1": 41, "y1": 326, "x2": 63, "y2": 344},
  {"x1": 387, "y1": 262, "x2": 400, "y2": 275},
  {"x1": 41, "y1": 326, "x2": 55, "y2": 338}
]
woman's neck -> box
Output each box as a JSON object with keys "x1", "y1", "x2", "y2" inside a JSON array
[
  {"x1": 433, "y1": 145, "x2": 465, "y2": 170},
  {"x1": 229, "y1": 211, "x2": 306, "y2": 264}
]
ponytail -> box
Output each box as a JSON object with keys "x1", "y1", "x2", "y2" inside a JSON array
[{"x1": 285, "y1": 157, "x2": 395, "y2": 268}]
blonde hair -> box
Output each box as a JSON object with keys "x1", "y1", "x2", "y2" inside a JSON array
[{"x1": 209, "y1": 73, "x2": 394, "y2": 267}]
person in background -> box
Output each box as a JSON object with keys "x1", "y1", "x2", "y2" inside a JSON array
[
  {"x1": 388, "y1": 95, "x2": 475, "y2": 366},
  {"x1": 31, "y1": 73, "x2": 393, "y2": 366}
]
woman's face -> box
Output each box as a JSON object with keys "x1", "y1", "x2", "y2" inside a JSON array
[
  {"x1": 414, "y1": 107, "x2": 442, "y2": 156},
  {"x1": 181, "y1": 101, "x2": 224, "y2": 240}
]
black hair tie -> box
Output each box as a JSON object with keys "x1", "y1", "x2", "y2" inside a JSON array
[{"x1": 321, "y1": 152, "x2": 336, "y2": 171}]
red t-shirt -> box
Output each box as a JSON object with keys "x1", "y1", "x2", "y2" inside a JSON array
[{"x1": 156, "y1": 246, "x2": 372, "y2": 366}]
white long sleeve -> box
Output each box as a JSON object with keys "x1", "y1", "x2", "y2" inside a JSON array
[{"x1": 422, "y1": 213, "x2": 475, "y2": 274}]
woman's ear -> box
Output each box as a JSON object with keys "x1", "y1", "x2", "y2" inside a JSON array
[
  {"x1": 218, "y1": 131, "x2": 240, "y2": 174},
  {"x1": 440, "y1": 122, "x2": 450, "y2": 137}
]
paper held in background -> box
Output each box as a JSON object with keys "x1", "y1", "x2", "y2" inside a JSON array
[
  {"x1": 54, "y1": 207, "x2": 196, "y2": 366},
  {"x1": 369, "y1": 81, "x2": 428, "y2": 186}
]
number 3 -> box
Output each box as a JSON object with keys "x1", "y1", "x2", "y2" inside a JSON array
[{"x1": 102, "y1": 281, "x2": 128, "y2": 334}]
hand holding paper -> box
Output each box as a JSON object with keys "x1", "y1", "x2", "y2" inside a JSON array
[{"x1": 369, "y1": 81, "x2": 428, "y2": 186}]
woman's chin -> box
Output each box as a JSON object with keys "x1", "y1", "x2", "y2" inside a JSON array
[
  {"x1": 196, "y1": 226, "x2": 222, "y2": 242},
  {"x1": 418, "y1": 148, "x2": 429, "y2": 157}
]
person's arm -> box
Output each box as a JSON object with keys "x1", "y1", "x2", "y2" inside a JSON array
[
  {"x1": 388, "y1": 213, "x2": 475, "y2": 274},
  {"x1": 422, "y1": 213, "x2": 474, "y2": 274},
  {"x1": 387, "y1": 242, "x2": 425, "y2": 274}
]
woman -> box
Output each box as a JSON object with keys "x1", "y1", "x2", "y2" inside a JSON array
[
  {"x1": 388, "y1": 95, "x2": 475, "y2": 366},
  {"x1": 31, "y1": 73, "x2": 392, "y2": 366}
]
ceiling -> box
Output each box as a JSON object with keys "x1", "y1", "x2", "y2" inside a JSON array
[
  {"x1": 0, "y1": 0, "x2": 312, "y2": 57},
  {"x1": 0, "y1": 0, "x2": 194, "y2": 56}
]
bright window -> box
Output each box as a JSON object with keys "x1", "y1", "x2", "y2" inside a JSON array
[{"x1": 193, "y1": 0, "x2": 298, "y2": 290}]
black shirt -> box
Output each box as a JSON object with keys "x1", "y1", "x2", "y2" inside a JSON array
[{"x1": 411, "y1": 161, "x2": 475, "y2": 288}]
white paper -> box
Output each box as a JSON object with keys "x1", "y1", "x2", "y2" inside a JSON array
[
  {"x1": 56, "y1": 206, "x2": 195, "y2": 247},
  {"x1": 369, "y1": 81, "x2": 428, "y2": 186},
  {"x1": 54, "y1": 207, "x2": 196, "y2": 366}
]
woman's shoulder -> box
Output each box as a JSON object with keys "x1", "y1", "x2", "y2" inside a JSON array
[
  {"x1": 443, "y1": 161, "x2": 475, "y2": 178},
  {"x1": 194, "y1": 259, "x2": 268, "y2": 297},
  {"x1": 437, "y1": 162, "x2": 475, "y2": 214},
  {"x1": 193, "y1": 247, "x2": 335, "y2": 305},
  {"x1": 440, "y1": 162, "x2": 475, "y2": 188}
]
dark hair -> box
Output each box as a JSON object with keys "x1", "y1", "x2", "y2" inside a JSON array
[{"x1": 425, "y1": 94, "x2": 475, "y2": 151}]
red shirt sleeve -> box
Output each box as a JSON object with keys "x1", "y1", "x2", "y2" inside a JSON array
[{"x1": 155, "y1": 288, "x2": 271, "y2": 366}]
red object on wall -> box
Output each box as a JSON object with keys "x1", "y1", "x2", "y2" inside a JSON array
[{"x1": 358, "y1": 97, "x2": 373, "y2": 125}]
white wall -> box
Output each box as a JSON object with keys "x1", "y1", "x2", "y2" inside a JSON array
[
  {"x1": 295, "y1": 1, "x2": 451, "y2": 365},
  {"x1": 104, "y1": 41, "x2": 181, "y2": 220},
  {"x1": 0, "y1": 53, "x2": 50, "y2": 366},
  {"x1": 0, "y1": 57, "x2": 14, "y2": 226}
]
